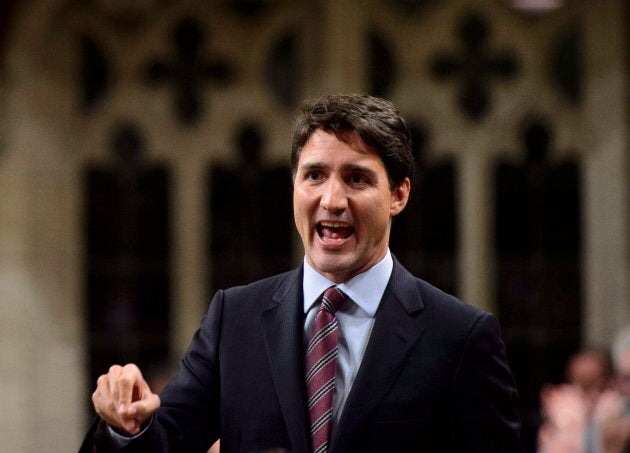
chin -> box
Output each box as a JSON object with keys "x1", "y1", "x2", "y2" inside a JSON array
[{"x1": 311, "y1": 254, "x2": 357, "y2": 279}]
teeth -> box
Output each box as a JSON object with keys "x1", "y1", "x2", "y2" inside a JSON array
[{"x1": 319, "y1": 221, "x2": 350, "y2": 228}]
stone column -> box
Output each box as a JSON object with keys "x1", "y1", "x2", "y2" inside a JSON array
[
  {"x1": 582, "y1": 0, "x2": 630, "y2": 348},
  {"x1": 0, "y1": 84, "x2": 86, "y2": 451},
  {"x1": 0, "y1": 137, "x2": 40, "y2": 452},
  {"x1": 0, "y1": 2, "x2": 91, "y2": 449},
  {"x1": 171, "y1": 155, "x2": 208, "y2": 356},
  {"x1": 458, "y1": 147, "x2": 496, "y2": 313}
]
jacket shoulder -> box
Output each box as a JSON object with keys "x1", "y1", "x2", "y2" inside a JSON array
[{"x1": 391, "y1": 260, "x2": 491, "y2": 338}]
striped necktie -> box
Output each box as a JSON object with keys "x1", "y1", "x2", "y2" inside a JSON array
[{"x1": 305, "y1": 286, "x2": 347, "y2": 453}]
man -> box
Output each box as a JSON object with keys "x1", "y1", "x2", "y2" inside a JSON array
[
  {"x1": 566, "y1": 350, "x2": 611, "y2": 413},
  {"x1": 82, "y1": 94, "x2": 523, "y2": 452}
]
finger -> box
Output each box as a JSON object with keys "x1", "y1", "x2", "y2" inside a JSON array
[
  {"x1": 93, "y1": 375, "x2": 125, "y2": 427},
  {"x1": 94, "y1": 373, "x2": 111, "y2": 402},
  {"x1": 107, "y1": 365, "x2": 123, "y2": 406},
  {"x1": 94, "y1": 374, "x2": 118, "y2": 415},
  {"x1": 117, "y1": 364, "x2": 142, "y2": 412}
]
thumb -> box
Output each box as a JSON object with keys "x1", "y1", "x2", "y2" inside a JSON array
[{"x1": 127, "y1": 393, "x2": 160, "y2": 420}]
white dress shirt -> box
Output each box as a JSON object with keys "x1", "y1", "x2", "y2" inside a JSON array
[{"x1": 302, "y1": 250, "x2": 393, "y2": 428}]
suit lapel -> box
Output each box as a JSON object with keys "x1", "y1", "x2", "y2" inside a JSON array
[
  {"x1": 260, "y1": 268, "x2": 310, "y2": 453},
  {"x1": 330, "y1": 260, "x2": 425, "y2": 452}
]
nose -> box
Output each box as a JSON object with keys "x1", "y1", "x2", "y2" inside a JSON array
[{"x1": 320, "y1": 178, "x2": 347, "y2": 214}]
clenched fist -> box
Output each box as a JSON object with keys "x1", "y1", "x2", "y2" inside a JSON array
[{"x1": 92, "y1": 364, "x2": 161, "y2": 435}]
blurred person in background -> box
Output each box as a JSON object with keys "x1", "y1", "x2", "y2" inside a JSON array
[
  {"x1": 591, "y1": 326, "x2": 630, "y2": 453},
  {"x1": 567, "y1": 351, "x2": 612, "y2": 415},
  {"x1": 539, "y1": 328, "x2": 630, "y2": 453}
]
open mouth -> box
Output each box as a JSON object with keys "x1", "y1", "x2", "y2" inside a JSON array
[{"x1": 316, "y1": 221, "x2": 355, "y2": 240}]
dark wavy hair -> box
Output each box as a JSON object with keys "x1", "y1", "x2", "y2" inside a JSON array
[{"x1": 291, "y1": 94, "x2": 415, "y2": 189}]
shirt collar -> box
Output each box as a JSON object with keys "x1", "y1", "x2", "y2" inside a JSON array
[{"x1": 302, "y1": 250, "x2": 393, "y2": 317}]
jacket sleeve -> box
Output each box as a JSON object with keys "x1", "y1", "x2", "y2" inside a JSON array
[
  {"x1": 448, "y1": 312, "x2": 524, "y2": 452},
  {"x1": 82, "y1": 290, "x2": 225, "y2": 453}
]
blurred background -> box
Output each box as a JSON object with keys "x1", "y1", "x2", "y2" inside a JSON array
[{"x1": 0, "y1": 0, "x2": 628, "y2": 451}]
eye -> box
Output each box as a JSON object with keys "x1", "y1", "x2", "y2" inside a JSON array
[
  {"x1": 305, "y1": 170, "x2": 323, "y2": 182},
  {"x1": 349, "y1": 173, "x2": 369, "y2": 185}
]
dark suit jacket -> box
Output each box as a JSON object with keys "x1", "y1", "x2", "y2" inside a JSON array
[{"x1": 81, "y1": 258, "x2": 523, "y2": 452}]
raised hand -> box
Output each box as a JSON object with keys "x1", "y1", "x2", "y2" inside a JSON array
[{"x1": 92, "y1": 364, "x2": 161, "y2": 435}]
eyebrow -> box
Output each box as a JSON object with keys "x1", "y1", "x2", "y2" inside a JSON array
[
  {"x1": 298, "y1": 161, "x2": 380, "y2": 180},
  {"x1": 299, "y1": 161, "x2": 328, "y2": 172},
  {"x1": 340, "y1": 163, "x2": 379, "y2": 180}
]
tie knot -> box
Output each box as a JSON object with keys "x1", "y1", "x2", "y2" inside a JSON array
[{"x1": 321, "y1": 286, "x2": 347, "y2": 314}]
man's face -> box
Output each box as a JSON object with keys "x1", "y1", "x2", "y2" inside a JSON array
[{"x1": 293, "y1": 129, "x2": 410, "y2": 283}]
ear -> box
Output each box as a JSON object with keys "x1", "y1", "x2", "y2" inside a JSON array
[{"x1": 390, "y1": 177, "x2": 411, "y2": 216}]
